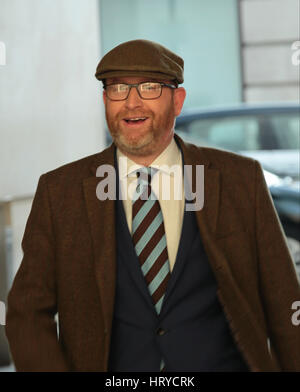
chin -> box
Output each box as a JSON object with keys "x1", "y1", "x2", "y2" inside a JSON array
[{"x1": 115, "y1": 133, "x2": 155, "y2": 155}]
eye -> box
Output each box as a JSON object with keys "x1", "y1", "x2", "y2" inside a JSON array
[
  {"x1": 108, "y1": 84, "x2": 127, "y2": 93},
  {"x1": 117, "y1": 84, "x2": 128, "y2": 92},
  {"x1": 141, "y1": 83, "x2": 160, "y2": 91}
]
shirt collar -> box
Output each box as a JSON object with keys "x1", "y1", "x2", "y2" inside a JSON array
[{"x1": 117, "y1": 137, "x2": 182, "y2": 179}]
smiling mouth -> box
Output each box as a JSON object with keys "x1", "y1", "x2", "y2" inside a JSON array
[{"x1": 123, "y1": 117, "x2": 148, "y2": 125}]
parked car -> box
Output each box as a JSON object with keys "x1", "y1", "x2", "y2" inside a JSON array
[{"x1": 175, "y1": 102, "x2": 300, "y2": 278}]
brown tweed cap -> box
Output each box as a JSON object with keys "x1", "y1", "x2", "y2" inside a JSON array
[{"x1": 95, "y1": 39, "x2": 184, "y2": 85}]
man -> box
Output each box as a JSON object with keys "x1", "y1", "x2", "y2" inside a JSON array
[{"x1": 5, "y1": 39, "x2": 300, "y2": 371}]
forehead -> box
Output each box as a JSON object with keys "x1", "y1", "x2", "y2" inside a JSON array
[{"x1": 105, "y1": 76, "x2": 169, "y2": 84}]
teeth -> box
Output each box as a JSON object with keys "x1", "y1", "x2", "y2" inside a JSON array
[{"x1": 127, "y1": 117, "x2": 146, "y2": 121}]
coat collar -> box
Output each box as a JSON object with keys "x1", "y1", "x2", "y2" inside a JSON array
[
  {"x1": 87, "y1": 134, "x2": 221, "y2": 235},
  {"x1": 82, "y1": 144, "x2": 116, "y2": 335},
  {"x1": 173, "y1": 133, "x2": 220, "y2": 235}
]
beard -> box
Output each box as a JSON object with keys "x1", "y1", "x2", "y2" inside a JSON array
[{"x1": 105, "y1": 105, "x2": 176, "y2": 157}]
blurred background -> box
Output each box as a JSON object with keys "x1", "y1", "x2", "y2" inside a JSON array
[{"x1": 0, "y1": 0, "x2": 299, "y2": 370}]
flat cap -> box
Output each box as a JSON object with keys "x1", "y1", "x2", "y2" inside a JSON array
[{"x1": 95, "y1": 39, "x2": 184, "y2": 85}]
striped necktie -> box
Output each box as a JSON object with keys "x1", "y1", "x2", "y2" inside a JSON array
[{"x1": 132, "y1": 166, "x2": 170, "y2": 371}]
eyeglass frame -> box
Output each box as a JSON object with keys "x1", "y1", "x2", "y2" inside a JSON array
[{"x1": 103, "y1": 81, "x2": 177, "y2": 101}]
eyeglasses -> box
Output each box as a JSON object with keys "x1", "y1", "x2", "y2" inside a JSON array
[{"x1": 104, "y1": 82, "x2": 176, "y2": 101}]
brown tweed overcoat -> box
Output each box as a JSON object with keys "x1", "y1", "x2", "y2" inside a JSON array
[{"x1": 5, "y1": 134, "x2": 300, "y2": 371}]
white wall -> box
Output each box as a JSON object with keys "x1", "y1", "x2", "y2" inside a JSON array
[
  {"x1": 0, "y1": 0, "x2": 105, "y2": 333},
  {"x1": 0, "y1": 0, "x2": 105, "y2": 199}
]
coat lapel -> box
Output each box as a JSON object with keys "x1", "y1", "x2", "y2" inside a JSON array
[
  {"x1": 174, "y1": 134, "x2": 222, "y2": 270},
  {"x1": 82, "y1": 144, "x2": 116, "y2": 333}
]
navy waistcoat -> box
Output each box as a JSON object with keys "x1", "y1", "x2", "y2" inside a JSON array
[{"x1": 107, "y1": 193, "x2": 249, "y2": 372}]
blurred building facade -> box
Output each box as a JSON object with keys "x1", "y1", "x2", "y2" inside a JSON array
[{"x1": 239, "y1": 0, "x2": 299, "y2": 102}]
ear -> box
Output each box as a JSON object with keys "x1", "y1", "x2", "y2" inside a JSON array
[
  {"x1": 173, "y1": 87, "x2": 186, "y2": 117},
  {"x1": 102, "y1": 90, "x2": 107, "y2": 105}
]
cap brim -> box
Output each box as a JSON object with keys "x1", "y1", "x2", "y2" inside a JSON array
[{"x1": 95, "y1": 70, "x2": 182, "y2": 85}]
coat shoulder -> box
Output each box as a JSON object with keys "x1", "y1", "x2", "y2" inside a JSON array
[
  {"x1": 41, "y1": 144, "x2": 114, "y2": 185},
  {"x1": 181, "y1": 138, "x2": 259, "y2": 171}
]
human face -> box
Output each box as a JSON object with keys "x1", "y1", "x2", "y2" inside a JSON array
[{"x1": 103, "y1": 76, "x2": 186, "y2": 161}]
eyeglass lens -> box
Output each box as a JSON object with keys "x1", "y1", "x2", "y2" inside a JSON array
[{"x1": 106, "y1": 82, "x2": 162, "y2": 100}]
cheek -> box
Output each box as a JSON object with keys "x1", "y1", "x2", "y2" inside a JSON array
[
  {"x1": 151, "y1": 101, "x2": 170, "y2": 119},
  {"x1": 105, "y1": 105, "x2": 120, "y2": 122}
]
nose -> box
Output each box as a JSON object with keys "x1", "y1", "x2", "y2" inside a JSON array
[{"x1": 125, "y1": 86, "x2": 143, "y2": 109}]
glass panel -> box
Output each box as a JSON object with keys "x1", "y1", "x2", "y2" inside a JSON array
[
  {"x1": 268, "y1": 113, "x2": 300, "y2": 150},
  {"x1": 176, "y1": 111, "x2": 300, "y2": 152},
  {"x1": 185, "y1": 116, "x2": 260, "y2": 152}
]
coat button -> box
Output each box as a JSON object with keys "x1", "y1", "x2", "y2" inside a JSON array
[{"x1": 156, "y1": 327, "x2": 166, "y2": 336}]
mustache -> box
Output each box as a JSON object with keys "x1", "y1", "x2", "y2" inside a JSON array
[{"x1": 118, "y1": 111, "x2": 153, "y2": 119}]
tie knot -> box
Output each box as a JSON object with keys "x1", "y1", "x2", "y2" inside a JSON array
[
  {"x1": 136, "y1": 166, "x2": 154, "y2": 186},
  {"x1": 134, "y1": 167, "x2": 156, "y2": 199}
]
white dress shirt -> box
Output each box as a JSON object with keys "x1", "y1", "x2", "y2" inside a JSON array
[{"x1": 117, "y1": 137, "x2": 185, "y2": 272}]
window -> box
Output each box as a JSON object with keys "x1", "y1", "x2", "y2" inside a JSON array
[
  {"x1": 186, "y1": 116, "x2": 260, "y2": 152},
  {"x1": 269, "y1": 113, "x2": 300, "y2": 150}
]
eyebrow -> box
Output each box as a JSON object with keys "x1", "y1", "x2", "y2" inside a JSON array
[{"x1": 107, "y1": 79, "x2": 163, "y2": 84}]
